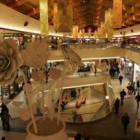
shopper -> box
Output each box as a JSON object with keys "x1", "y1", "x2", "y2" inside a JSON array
[
  {"x1": 94, "y1": 66, "x2": 97, "y2": 76},
  {"x1": 0, "y1": 103, "x2": 9, "y2": 114},
  {"x1": 3, "y1": 111, "x2": 12, "y2": 131},
  {"x1": 0, "y1": 103, "x2": 9, "y2": 130},
  {"x1": 61, "y1": 101, "x2": 65, "y2": 112},
  {"x1": 1, "y1": 137, "x2": 5, "y2": 140},
  {"x1": 126, "y1": 83, "x2": 131, "y2": 95},
  {"x1": 129, "y1": 82, "x2": 135, "y2": 95},
  {"x1": 120, "y1": 89, "x2": 126, "y2": 105},
  {"x1": 114, "y1": 98, "x2": 120, "y2": 114},
  {"x1": 132, "y1": 82, "x2": 136, "y2": 95},
  {"x1": 137, "y1": 80, "x2": 140, "y2": 89},
  {"x1": 135, "y1": 93, "x2": 140, "y2": 108},
  {"x1": 121, "y1": 113, "x2": 130, "y2": 134},
  {"x1": 75, "y1": 133, "x2": 82, "y2": 140},
  {"x1": 119, "y1": 75, "x2": 123, "y2": 85}
]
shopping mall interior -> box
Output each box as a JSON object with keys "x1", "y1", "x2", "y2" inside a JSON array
[{"x1": 1, "y1": 0, "x2": 140, "y2": 140}]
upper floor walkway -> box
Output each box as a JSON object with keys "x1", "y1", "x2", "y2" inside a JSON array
[{"x1": 48, "y1": 44, "x2": 140, "y2": 66}]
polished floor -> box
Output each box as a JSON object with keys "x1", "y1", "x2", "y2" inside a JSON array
[
  {"x1": 0, "y1": 70, "x2": 139, "y2": 140},
  {"x1": 61, "y1": 86, "x2": 105, "y2": 122},
  {"x1": 66, "y1": 72, "x2": 140, "y2": 140}
]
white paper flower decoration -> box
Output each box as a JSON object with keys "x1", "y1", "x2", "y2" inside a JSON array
[
  {"x1": 19, "y1": 108, "x2": 31, "y2": 121},
  {"x1": 49, "y1": 68, "x2": 62, "y2": 80},
  {"x1": 21, "y1": 41, "x2": 50, "y2": 68},
  {"x1": 31, "y1": 70, "x2": 45, "y2": 81},
  {"x1": 23, "y1": 83, "x2": 32, "y2": 93},
  {"x1": 62, "y1": 47, "x2": 84, "y2": 67},
  {"x1": 0, "y1": 39, "x2": 22, "y2": 85}
]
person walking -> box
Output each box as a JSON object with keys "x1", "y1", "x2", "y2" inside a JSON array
[
  {"x1": 137, "y1": 80, "x2": 140, "y2": 90},
  {"x1": 0, "y1": 103, "x2": 9, "y2": 130},
  {"x1": 94, "y1": 66, "x2": 97, "y2": 76},
  {"x1": 120, "y1": 89, "x2": 126, "y2": 105},
  {"x1": 3, "y1": 111, "x2": 12, "y2": 131},
  {"x1": 126, "y1": 83, "x2": 131, "y2": 95},
  {"x1": 0, "y1": 103, "x2": 9, "y2": 114},
  {"x1": 119, "y1": 75, "x2": 123, "y2": 85},
  {"x1": 121, "y1": 113, "x2": 130, "y2": 134},
  {"x1": 114, "y1": 98, "x2": 120, "y2": 114},
  {"x1": 135, "y1": 93, "x2": 140, "y2": 108},
  {"x1": 1, "y1": 137, "x2": 5, "y2": 140},
  {"x1": 74, "y1": 133, "x2": 82, "y2": 140}
]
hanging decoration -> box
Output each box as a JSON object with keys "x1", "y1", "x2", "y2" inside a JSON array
[
  {"x1": 113, "y1": 0, "x2": 122, "y2": 28},
  {"x1": 57, "y1": 0, "x2": 73, "y2": 32},
  {"x1": 97, "y1": 27, "x2": 102, "y2": 38},
  {"x1": 53, "y1": 2, "x2": 58, "y2": 32},
  {"x1": 78, "y1": 28, "x2": 85, "y2": 38},
  {"x1": 78, "y1": 29, "x2": 82, "y2": 38},
  {"x1": 105, "y1": 9, "x2": 114, "y2": 38},
  {"x1": 82, "y1": 28, "x2": 85, "y2": 38},
  {"x1": 107, "y1": 27, "x2": 114, "y2": 38},
  {"x1": 105, "y1": 9, "x2": 113, "y2": 28},
  {"x1": 100, "y1": 22, "x2": 106, "y2": 38},
  {"x1": 40, "y1": 0, "x2": 48, "y2": 35},
  {"x1": 88, "y1": 27, "x2": 92, "y2": 38},
  {"x1": 73, "y1": 25, "x2": 79, "y2": 38},
  {"x1": 94, "y1": 31, "x2": 98, "y2": 39}
]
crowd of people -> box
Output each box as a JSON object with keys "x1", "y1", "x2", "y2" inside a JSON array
[
  {"x1": 1, "y1": 57, "x2": 140, "y2": 139},
  {"x1": 113, "y1": 75, "x2": 140, "y2": 134},
  {"x1": 126, "y1": 82, "x2": 136, "y2": 95},
  {"x1": 109, "y1": 59, "x2": 120, "y2": 77}
]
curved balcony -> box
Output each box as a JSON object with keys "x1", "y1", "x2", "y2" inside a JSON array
[{"x1": 48, "y1": 44, "x2": 140, "y2": 66}]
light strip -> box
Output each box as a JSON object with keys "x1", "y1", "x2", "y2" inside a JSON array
[
  {"x1": 0, "y1": 24, "x2": 73, "y2": 37},
  {"x1": 62, "y1": 82, "x2": 104, "y2": 89},
  {"x1": 48, "y1": 56, "x2": 121, "y2": 62},
  {"x1": 82, "y1": 56, "x2": 121, "y2": 61},
  {"x1": 114, "y1": 32, "x2": 140, "y2": 38},
  {"x1": 43, "y1": 83, "x2": 104, "y2": 93},
  {"x1": 48, "y1": 59, "x2": 64, "y2": 62},
  {"x1": 0, "y1": 23, "x2": 72, "y2": 37},
  {"x1": 40, "y1": 0, "x2": 48, "y2": 35},
  {"x1": 0, "y1": 24, "x2": 40, "y2": 34},
  {"x1": 108, "y1": 85, "x2": 113, "y2": 88}
]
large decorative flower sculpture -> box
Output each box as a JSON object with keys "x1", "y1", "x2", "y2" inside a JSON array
[
  {"x1": 21, "y1": 41, "x2": 50, "y2": 68},
  {"x1": 0, "y1": 39, "x2": 22, "y2": 85},
  {"x1": 62, "y1": 47, "x2": 84, "y2": 66}
]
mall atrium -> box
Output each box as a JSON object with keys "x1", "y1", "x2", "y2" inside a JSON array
[{"x1": 0, "y1": 0, "x2": 140, "y2": 140}]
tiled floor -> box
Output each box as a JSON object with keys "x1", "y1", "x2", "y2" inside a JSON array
[
  {"x1": 0, "y1": 131, "x2": 27, "y2": 140},
  {"x1": 0, "y1": 70, "x2": 139, "y2": 140}
]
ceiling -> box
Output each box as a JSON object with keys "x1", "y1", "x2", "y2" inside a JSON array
[{"x1": 1, "y1": 0, "x2": 140, "y2": 31}]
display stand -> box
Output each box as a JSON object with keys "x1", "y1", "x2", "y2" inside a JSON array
[{"x1": 134, "y1": 120, "x2": 140, "y2": 140}]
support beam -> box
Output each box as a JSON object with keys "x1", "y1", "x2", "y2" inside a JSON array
[
  {"x1": 9, "y1": 0, "x2": 28, "y2": 8},
  {"x1": 27, "y1": 6, "x2": 39, "y2": 16}
]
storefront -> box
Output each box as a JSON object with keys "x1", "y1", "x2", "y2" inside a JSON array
[
  {"x1": 121, "y1": 58, "x2": 134, "y2": 81},
  {"x1": 133, "y1": 63, "x2": 140, "y2": 82},
  {"x1": 0, "y1": 70, "x2": 24, "y2": 104},
  {"x1": 0, "y1": 84, "x2": 14, "y2": 103}
]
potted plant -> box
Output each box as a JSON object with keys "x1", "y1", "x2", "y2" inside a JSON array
[
  {"x1": 18, "y1": 41, "x2": 68, "y2": 140},
  {"x1": 0, "y1": 38, "x2": 83, "y2": 140}
]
